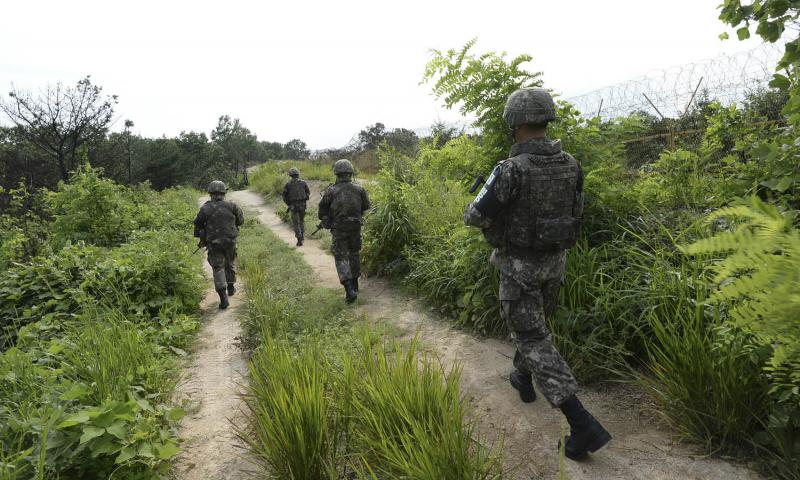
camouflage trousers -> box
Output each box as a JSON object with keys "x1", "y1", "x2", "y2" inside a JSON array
[
  {"x1": 290, "y1": 208, "x2": 306, "y2": 239},
  {"x1": 500, "y1": 273, "x2": 578, "y2": 406},
  {"x1": 330, "y1": 228, "x2": 361, "y2": 284},
  {"x1": 207, "y1": 240, "x2": 237, "y2": 291}
]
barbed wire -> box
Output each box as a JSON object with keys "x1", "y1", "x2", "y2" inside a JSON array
[{"x1": 567, "y1": 43, "x2": 784, "y2": 120}]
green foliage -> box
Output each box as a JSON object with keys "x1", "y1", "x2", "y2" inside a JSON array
[
  {"x1": 642, "y1": 316, "x2": 771, "y2": 452},
  {"x1": 235, "y1": 215, "x2": 502, "y2": 479},
  {"x1": 0, "y1": 182, "x2": 50, "y2": 267},
  {"x1": 422, "y1": 38, "x2": 542, "y2": 161},
  {"x1": 349, "y1": 335, "x2": 502, "y2": 479},
  {"x1": 0, "y1": 170, "x2": 202, "y2": 479},
  {"x1": 49, "y1": 165, "x2": 147, "y2": 248}
]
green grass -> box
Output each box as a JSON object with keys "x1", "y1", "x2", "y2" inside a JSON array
[
  {"x1": 235, "y1": 215, "x2": 502, "y2": 479},
  {"x1": 0, "y1": 180, "x2": 203, "y2": 479}
]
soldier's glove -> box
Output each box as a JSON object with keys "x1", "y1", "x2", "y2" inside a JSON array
[{"x1": 198, "y1": 238, "x2": 207, "y2": 248}]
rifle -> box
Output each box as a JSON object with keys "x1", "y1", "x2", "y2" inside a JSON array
[
  {"x1": 309, "y1": 222, "x2": 325, "y2": 237},
  {"x1": 192, "y1": 239, "x2": 207, "y2": 255},
  {"x1": 468, "y1": 175, "x2": 486, "y2": 193}
]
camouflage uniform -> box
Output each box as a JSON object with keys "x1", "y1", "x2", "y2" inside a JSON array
[
  {"x1": 194, "y1": 197, "x2": 245, "y2": 292},
  {"x1": 318, "y1": 178, "x2": 371, "y2": 286},
  {"x1": 464, "y1": 138, "x2": 583, "y2": 407},
  {"x1": 282, "y1": 176, "x2": 311, "y2": 242}
]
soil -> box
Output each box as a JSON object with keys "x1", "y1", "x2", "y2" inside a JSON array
[
  {"x1": 173, "y1": 200, "x2": 253, "y2": 480},
  {"x1": 227, "y1": 187, "x2": 764, "y2": 480}
]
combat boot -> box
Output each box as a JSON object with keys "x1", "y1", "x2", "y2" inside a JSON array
[
  {"x1": 216, "y1": 289, "x2": 229, "y2": 310},
  {"x1": 296, "y1": 237, "x2": 303, "y2": 246},
  {"x1": 344, "y1": 280, "x2": 358, "y2": 304},
  {"x1": 227, "y1": 283, "x2": 236, "y2": 296},
  {"x1": 509, "y1": 369, "x2": 536, "y2": 403},
  {"x1": 558, "y1": 395, "x2": 611, "y2": 460}
]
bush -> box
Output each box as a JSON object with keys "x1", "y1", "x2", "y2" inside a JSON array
[{"x1": 0, "y1": 169, "x2": 202, "y2": 479}]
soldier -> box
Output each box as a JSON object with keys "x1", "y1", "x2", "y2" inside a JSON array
[
  {"x1": 194, "y1": 180, "x2": 245, "y2": 309},
  {"x1": 282, "y1": 167, "x2": 311, "y2": 246},
  {"x1": 463, "y1": 88, "x2": 611, "y2": 460},
  {"x1": 318, "y1": 159, "x2": 371, "y2": 303}
]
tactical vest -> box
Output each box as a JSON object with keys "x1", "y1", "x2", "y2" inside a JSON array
[
  {"x1": 484, "y1": 151, "x2": 582, "y2": 251},
  {"x1": 328, "y1": 182, "x2": 366, "y2": 231},
  {"x1": 202, "y1": 200, "x2": 240, "y2": 242},
  {"x1": 286, "y1": 179, "x2": 309, "y2": 202}
]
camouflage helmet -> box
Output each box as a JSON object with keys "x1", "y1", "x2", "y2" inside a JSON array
[
  {"x1": 333, "y1": 159, "x2": 354, "y2": 175},
  {"x1": 503, "y1": 88, "x2": 556, "y2": 127},
  {"x1": 288, "y1": 167, "x2": 300, "y2": 177},
  {"x1": 207, "y1": 180, "x2": 227, "y2": 194}
]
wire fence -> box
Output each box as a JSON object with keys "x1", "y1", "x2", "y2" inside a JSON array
[
  {"x1": 567, "y1": 43, "x2": 783, "y2": 121},
  {"x1": 566, "y1": 43, "x2": 786, "y2": 165}
]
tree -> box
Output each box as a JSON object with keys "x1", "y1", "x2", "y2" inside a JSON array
[
  {"x1": 719, "y1": 1, "x2": 800, "y2": 202},
  {"x1": 211, "y1": 115, "x2": 258, "y2": 180},
  {"x1": 385, "y1": 127, "x2": 419, "y2": 155},
  {"x1": 422, "y1": 38, "x2": 542, "y2": 160},
  {"x1": 123, "y1": 119, "x2": 134, "y2": 184},
  {"x1": 283, "y1": 138, "x2": 309, "y2": 160},
  {"x1": 357, "y1": 122, "x2": 387, "y2": 150},
  {"x1": 0, "y1": 76, "x2": 117, "y2": 181},
  {"x1": 261, "y1": 140, "x2": 284, "y2": 160}
]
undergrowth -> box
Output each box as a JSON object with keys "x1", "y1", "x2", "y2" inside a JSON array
[
  {"x1": 0, "y1": 166, "x2": 203, "y2": 479},
  {"x1": 235, "y1": 216, "x2": 502, "y2": 479}
]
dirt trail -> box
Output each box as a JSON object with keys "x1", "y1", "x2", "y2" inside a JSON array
[
  {"x1": 174, "y1": 200, "x2": 252, "y2": 480},
  {"x1": 230, "y1": 188, "x2": 762, "y2": 480}
]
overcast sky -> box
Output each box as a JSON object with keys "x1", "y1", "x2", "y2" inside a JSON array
[{"x1": 0, "y1": 0, "x2": 769, "y2": 149}]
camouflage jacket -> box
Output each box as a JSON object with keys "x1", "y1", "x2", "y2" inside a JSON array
[
  {"x1": 282, "y1": 178, "x2": 310, "y2": 207},
  {"x1": 318, "y1": 179, "x2": 371, "y2": 231},
  {"x1": 194, "y1": 198, "x2": 244, "y2": 243}
]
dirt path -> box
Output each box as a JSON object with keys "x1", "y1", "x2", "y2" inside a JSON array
[
  {"x1": 173, "y1": 200, "x2": 252, "y2": 480},
  {"x1": 228, "y1": 188, "x2": 762, "y2": 480}
]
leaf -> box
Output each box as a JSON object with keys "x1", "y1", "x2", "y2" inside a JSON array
[
  {"x1": 106, "y1": 421, "x2": 127, "y2": 439},
  {"x1": 80, "y1": 426, "x2": 105, "y2": 444},
  {"x1": 775, "y1": 175, "x2": 794, "y2": 192},
  {"x1": 719, "y1": 32, "x2": 730, "y2": 40},
  {"x1": 90, "y1": 435, "x2": 120, "y2": 457},
  {"x1": 769, "y1": 73, "x2": 791, "y2": 90},
  {"x1": 155, "y1": 442, "x2": 181, "y2": 460},
  {"x1": 92, "y1": 409, "x2": 116, "y2": 428},
  {"x1": 138, "y1": 442, "x2": 155, "y2": 458},
  {"x1": 135, "y1": 397, "x2": 153, "y2": 413},
  {"x1": 169, "y1": 346, "x2": 187, "y2": 356},
  {"x1": 58, "y1": 411, "x2": 91, "y2": 428},
  {"x1": 115, "y1": 446, "x2": 136, "y2": 464},
  {"x1": 166, "y1": 407, "x2": 186, "y2": 422},
  {"x1": 60, "y1": 383, "x2": 89, "y2": 401},
  {"x1": 736, "y1": 26, "x2": 751, "y2": 40}
]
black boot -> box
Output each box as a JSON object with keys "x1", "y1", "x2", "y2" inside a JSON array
[
  {"x1": 344, "y1": 280, "x2": 358, "y2": 304},
  {"x1": 217, "y1": 289, "x2": 230, "y2": 310},
  {"x1": 296, "y1": 237, "x2": 303, "y2": 246},
  {"x1": 558, "y1": 395, "x2": 611, "y2": 460},
  {"x1": 509, "y1": 370, "x2": 536, "y2": 403},
  {"x1": 227, "y1": 283, "x2": 236, "y2": 296}
]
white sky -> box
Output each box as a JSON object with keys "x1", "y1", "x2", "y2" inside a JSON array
[{"x1": 0, "y1": 0, "x2": 769, "y2": 149}]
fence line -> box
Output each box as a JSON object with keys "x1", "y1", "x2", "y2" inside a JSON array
[{"x1": 567, "y1": 43, "x2": 783, "y2": 121}]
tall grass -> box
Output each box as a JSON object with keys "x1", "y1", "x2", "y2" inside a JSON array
[
  {"x1": 641, "y1": 314, "x2": 770, "y2": 452},
  {"x1": 235, "y1": 215, "x2": 502, "y2": 479},
  {"x1": 62, "y1": 310, "x2": 176, "y2": 404},
  {"x1": 350, "y1": 334, "x2": 502, "y2": 479},
  {"x1": 242, "y1": 339, "x2": 343, "y2": 480}
]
